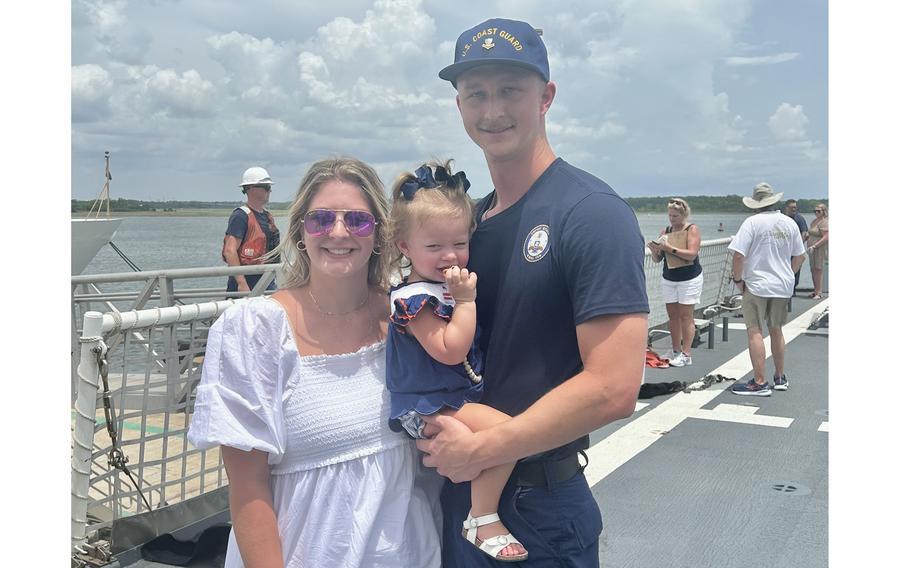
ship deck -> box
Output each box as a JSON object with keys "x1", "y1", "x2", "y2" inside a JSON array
[{"x1": 106, "y1": 288, "x2": 829, "y2": 568}]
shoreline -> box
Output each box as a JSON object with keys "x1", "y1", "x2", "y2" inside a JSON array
[
  {"x1": 73, "y1": 209, "x2": 291, "y2": 218},
  {"x1": 72, "y1": 208, "x2": 761, "y2": 218}
]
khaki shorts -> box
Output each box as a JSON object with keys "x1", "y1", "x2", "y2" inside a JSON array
[{"x1": 742, "y1": 288, "x2": 788, "y2": 330}]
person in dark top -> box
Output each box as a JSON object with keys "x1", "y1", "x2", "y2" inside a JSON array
[
  {"x1": 784, "y1": 199, "x2": 809, "y2": 295},
  {"x1": 222, "y1": 166, "x2": 280, "y2": 294},
  {"x1": 417, "y1": 18, "x2": 649, "y2": 567},
  {"x1": 647, "y1": 197, "x2": 703, "y2": 367}
]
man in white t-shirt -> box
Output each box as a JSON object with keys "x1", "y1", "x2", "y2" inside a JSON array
[{"x1": 728, "y1": 182, "x2": 806, "y2": 395}]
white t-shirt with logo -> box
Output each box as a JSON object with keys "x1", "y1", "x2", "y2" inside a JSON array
[{"x1": 729, "y1": 211, "x2": 807, "y2": 298}]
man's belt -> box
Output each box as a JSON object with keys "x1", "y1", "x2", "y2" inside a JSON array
[{"x1": 513, "y1": 451, "x2": 587, "y2": 487}]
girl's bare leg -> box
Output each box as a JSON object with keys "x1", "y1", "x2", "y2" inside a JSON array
[{"x1": 439, "y1": 403, "x2": 527, "y2": 558}]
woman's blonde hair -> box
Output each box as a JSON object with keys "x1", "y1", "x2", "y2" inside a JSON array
[
  {"x1": 667, "y1": 197, "x2": 691, "y2": 218},
  {"x1": 266, "y1": 157, "x2": 393, "y2": 290},
  {"x1": 388, "y1": 160, "x2": 475, "y2": 277},
  {"x1": 814, "y1": 202, "x2": 828, "y2": 217}
]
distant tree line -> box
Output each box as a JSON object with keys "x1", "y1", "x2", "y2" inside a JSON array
[
  {"x1": 72, "y1": 195, "x2": 827, "y2": 214},
  {"x1": 625, "y1": 195, "x2": 828, "y2": 213},
  {"x1": 71, "y1": 198, "x2": 292, "y2": 212}
]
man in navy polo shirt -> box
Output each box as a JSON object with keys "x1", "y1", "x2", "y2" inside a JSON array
[{"x1": 416, "y1": 18, "x2": 649, "y2": 567}]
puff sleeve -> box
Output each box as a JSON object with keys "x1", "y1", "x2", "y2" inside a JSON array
[
  {"x1": 390, "y1": 293, "x2": 453, "y2": 330},
  {"x1": 187, "y1": 298, "x2": 298, "y2": 465}
]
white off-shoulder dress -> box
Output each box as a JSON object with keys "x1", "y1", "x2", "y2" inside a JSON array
[{"x1": 187, "y1": 297, "x2": 442, "y2": 568}]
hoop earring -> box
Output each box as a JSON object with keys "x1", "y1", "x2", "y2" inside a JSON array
[
  {"x1": 372, "y1": 246, "x2": 382, "y2": 255},
  {"x1": 296, "y1": 241, "x2": 306, "y2": 251}
]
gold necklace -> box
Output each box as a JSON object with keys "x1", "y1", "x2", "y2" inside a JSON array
[{"x1": 307, "y1": 288, "x2": 369, "y2": 316}]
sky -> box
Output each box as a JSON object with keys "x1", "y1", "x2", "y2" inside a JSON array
[{"x1": 71, "y1": 0, "x2": 829, "y2": 202}]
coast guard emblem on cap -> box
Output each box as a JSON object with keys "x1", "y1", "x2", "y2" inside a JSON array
[
  {"x1": 523, "y1": 225, "x2": 550, "y2": 262},
  {"x1": 482, "y1": 38, "x2": 495, "y2": 49}
]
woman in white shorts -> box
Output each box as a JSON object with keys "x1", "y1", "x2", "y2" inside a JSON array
[{"x1": 647, "y1": 198, "x2": 704, "y2": 367}]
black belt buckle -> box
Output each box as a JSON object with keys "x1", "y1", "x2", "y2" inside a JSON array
[{"x1": 513, "y1": 452, "x2": 584, "y2": 487}]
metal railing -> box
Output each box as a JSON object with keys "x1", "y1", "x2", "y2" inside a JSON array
[
  {"x1": 72, "y1": 300, "x2": 238, "y2": 557},
  {"x1": 71, "y1": 264, "x2": 278, "y2": 402}
]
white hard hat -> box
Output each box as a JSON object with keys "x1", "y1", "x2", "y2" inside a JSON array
[{"x1": 239, "y1": 166, "x2": 273, "y2": 188}]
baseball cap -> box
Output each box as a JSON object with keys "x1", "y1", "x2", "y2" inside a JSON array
[{"x1": 438, "y1": 18, "x2": 549, "y2": 86}]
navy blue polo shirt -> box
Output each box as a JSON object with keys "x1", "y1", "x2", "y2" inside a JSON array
[{"x1": 467, "y1": 158, "x2": 649, "y2": 458}]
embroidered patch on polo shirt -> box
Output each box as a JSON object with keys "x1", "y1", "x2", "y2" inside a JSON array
[{"x1": 523, "y1": 224, "x2": 551, "y2": 262}]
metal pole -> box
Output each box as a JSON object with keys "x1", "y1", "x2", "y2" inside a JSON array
[{"x1": 72, "y1": 311, "x2": 105, "y2": 552}]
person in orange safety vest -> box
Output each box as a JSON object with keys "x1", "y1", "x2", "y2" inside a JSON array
[{"x1": 223, "y1": 166, "x2": 280, "y2": 294}]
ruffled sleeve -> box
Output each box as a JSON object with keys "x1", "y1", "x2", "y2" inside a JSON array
[
  {"x1": 187, "y1": 298, "x2": 298, "y2": 465},
  {"x1": 390, "y1": 293, "x2": 454, "y2": 330}
]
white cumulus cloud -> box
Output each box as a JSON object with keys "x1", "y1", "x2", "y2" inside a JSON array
[
  {"x1": 769, "y1": 103, "x2": 808, "y2": 140},
  {"x1": 72, "y1": 64, "x2": 113, "y2": 100},
  {"x1": 72, "y1": 64, "x2": 114, "y2": 122},
  {"x1": 144, "y1": 68, "x2": 217, "y2": 117},
  {"x1": 314, "y1": 0, "x2": 435, "y2": 65},
  {"x1": 725, "y1": 52, "x2": 799, "y2": 66}
]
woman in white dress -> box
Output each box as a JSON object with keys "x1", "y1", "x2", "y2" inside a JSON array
[{"x1": 188, "y1": 157, "x2": 441, "y2": 568}]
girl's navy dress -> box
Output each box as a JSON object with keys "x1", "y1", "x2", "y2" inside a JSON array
[{"x1": 386, "y1": 280, "x2": 484, "y2": 434}]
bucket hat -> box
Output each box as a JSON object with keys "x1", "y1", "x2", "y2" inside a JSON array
[{"x1": 743, "y1": 182, "x2": 783, "y2": 209}]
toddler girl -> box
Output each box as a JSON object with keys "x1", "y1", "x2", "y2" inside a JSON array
[{"x1": 386, "y1": 161, "x2": 528, "y2": 563}]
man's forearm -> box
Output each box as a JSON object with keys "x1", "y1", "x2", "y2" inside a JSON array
[
  {"x1": 223, "y1": 249, "x2": 248, "y2": 288},
  {"x1": 472, "y1": 371, "x2": 639, "y2": 470},
  {"x1": 732, "y1": 253, "x2": 744, "y2": 281},
  {"x1": 469, "y1": 314, "x2": 646, "y2": 471}
]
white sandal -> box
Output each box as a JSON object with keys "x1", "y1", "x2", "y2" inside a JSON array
[{"x1": 462, "y1": 512, "x2": 529, "y2": 563}]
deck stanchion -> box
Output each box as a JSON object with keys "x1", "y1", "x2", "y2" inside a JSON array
[{"x1": 72, "y1": 311, "x2": 105, "y2": 553}]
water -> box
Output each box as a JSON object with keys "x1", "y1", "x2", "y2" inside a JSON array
[
  {"x1": 82, "y1": 211, "x2": 753, "y2": 278},
  {"x1": 77, "y1": 211, "x2": 753, "y2": 374}
]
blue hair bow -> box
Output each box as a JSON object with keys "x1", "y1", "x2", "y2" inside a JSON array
[{"x1": 400, "y1": 164, "x2": 471, "y2": 200}]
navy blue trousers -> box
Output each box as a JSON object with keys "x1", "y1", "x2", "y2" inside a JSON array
[{"x1": 440, "y1": 471, "x2": 602, "y2": 567}]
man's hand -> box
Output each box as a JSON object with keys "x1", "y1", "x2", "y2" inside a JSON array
[{"x1": 415, "y1": 414, "x2": 483, "y2": 483}]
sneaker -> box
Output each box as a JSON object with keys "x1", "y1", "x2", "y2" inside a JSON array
[
  {"x1": 731, "y1": 378, "x2": 772, "y2": 396},
  {"x1": 668, "y1": 352, "x2": 688, "y2": 367},
  {"x1": 773, "y1": 375, "x2": 789, "y2": 391},
  {"x1": 669, "y1": 352, "x2": 692, "y2": 367},
  {"x1": 661, "y1": 349, "x2": 679, "y2": 361}
]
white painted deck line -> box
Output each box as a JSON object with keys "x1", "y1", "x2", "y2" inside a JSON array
[
  {"x1": 634, "y1": 402, "x2": 649, "y2": 412},
  {"x1": 716, "y1": 322, "x2": 747, "y2": 331},
  {"x1": 585, "y1": 299, "x2": 828, "y2": 488},
  {"x1": 818, "y1": 421, "x2": 829, "y2": 432},
  {"x1": 690, "y1": 403, "x2": 794, "y2": 428}
]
